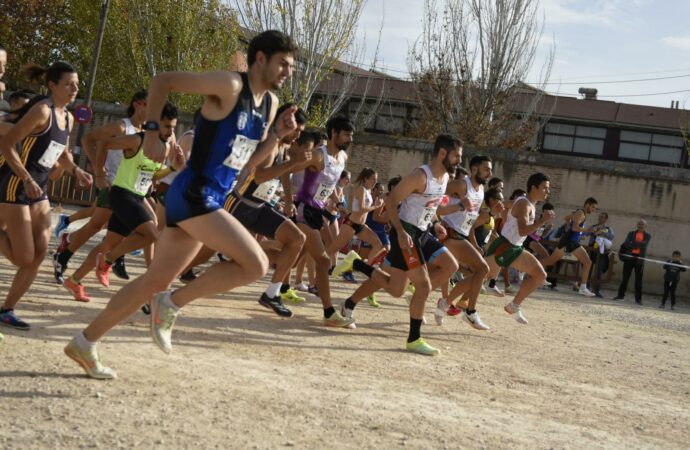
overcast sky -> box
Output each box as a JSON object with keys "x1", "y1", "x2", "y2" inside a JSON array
[{"x1": 357, "y1": 0, "x2": 690, "y2": 108}]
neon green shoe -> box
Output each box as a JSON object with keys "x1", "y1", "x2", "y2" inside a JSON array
[
  {"x1": 150, "y1": 291, "x2": 180, "y2": 354},
  {"x1": 324, "y1": 311, "x2": 355, "y2": 328},
  {"x1": 405, "y1": 338, "x2": 440, "y2": 356},
  {"x1": 64, "y1": 338, "x2": 117, "y2": 380},
  {"x1": 332, "y1": 250, "x2": 361, "y2": 278},
  {"x1": 281, "y1": 288, "x2": 306, "y2": 304},
  {"x1": 367, "y1": 294, "x2": 381, "y2": 308},
  {"x1": 406, "y1": 283, "x2": 416, "y2": 295}
]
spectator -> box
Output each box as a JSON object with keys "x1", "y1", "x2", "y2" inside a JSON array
[
  {"x1": 587, "y1": 212, "x2": 614, "y2": 298},
  {"x1": 614, "y1": 219, "x2": 651, "y2": 305},
  {"x1": 660, "y1": 251, "x2": 685, "y2": 310}
]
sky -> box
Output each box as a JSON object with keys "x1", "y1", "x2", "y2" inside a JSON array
[{"x1": 357, "y1": 0, "x2": 690, "y2": 108}]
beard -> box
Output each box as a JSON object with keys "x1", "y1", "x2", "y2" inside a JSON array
[
  {"x1": 442, "y1": 156, "x2": 457, "y2": 175},
  {"x1": 474, "y1": 173, "x2": 487, "y2": 185}
]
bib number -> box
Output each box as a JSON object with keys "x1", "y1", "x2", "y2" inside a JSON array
[
  {"x1": 223, "y1": 135, "x2": 258, "y2": 171},
  {"x1": 313, "y1": 183, "x2": 335, "y2": 203},
  {"x1": 459, "y1": 211, "x2": 479, "y2": 235},
  {"x1": 38, "y1": 140, "x2": 66, "y2": 169},
  {"x1": 134, "y1": 171, "x2": 154, "y2": 196},
  {"x1": 418, "y1": 207, "x2": 436, "y2": 229},
  {"x1": 253, "y1": 179, "x2": 279, "y2": 203}
]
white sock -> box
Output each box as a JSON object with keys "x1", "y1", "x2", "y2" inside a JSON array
[
  {"x1": 76, "y1": 331, "x2": 96, "y2": 350},
  {"x1": 265, "y1": 282, "x2": 282, "y2": 298},
  {"x1": 438, "y1": 298, "x2": 448, "y2": 311},
  {"x1": 162, "y1": 291, "x2": 180, "y2": 311}
]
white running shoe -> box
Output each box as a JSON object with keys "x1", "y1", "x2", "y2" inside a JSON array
[
  {"x1": 542, "y1": 279, "x2": 552, "y2": 287},
  {"x1": 462, "y1": 311, "x2": 490, "y2": 330},
  {"x1": 578, "y1": 285, "x2": 596, "y2": 297},
  {"x1": 434, "y1": 298, "x2": 449, "y2": 326},
  {"x1": 485, "y1": 284, "x2": 505, "y2": 297},
  {"x1": 340, "y1": 304, "x2": 357, "y2": 329},
  {"x1": 294, "y1": 282, "x2": 309, "y2": 292},
  {"x1": 504, "y1": 302, "x2": 528, "y2": 324},
  {"x1": 64, "y1": 338, "x2": 117, "y2": 380},
  {"x1": 150, "y1": 291, "x2": 180, "y2": 354}
]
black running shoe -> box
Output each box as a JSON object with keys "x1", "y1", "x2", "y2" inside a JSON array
[
  {"x1": 112, "y1": 256, "x2": 130, "y2": 280},
  {"x1": 258, "y1": 294, "x2": 293, "y2": 318},
  {"x1": 53, "y1": 253, "x2": 66, "y2": 285},
  {"x1": 179, "y1": 269, "x2": 197, "y2": 283},
  {"x1": 141, "y1": 304, "x2": 151, "y2": 315}
]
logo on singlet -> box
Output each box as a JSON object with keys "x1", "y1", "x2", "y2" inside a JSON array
[{"x1": 237, "y1": 112, "x2": 248, "y2": 130}]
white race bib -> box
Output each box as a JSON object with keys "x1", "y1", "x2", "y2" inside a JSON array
[
  {"x1": 223, "y1": 135, "x2": 258, "y2": 171},
  {"x1": 313, "y1": 183, "x2": 335, "y2": 203},
  {"x1": 418, "y1": 207, "x2": 436, "y2": 229},
  {"x1": 134, "y1": 170, "x2": 154, "y2": 196},
  {"x1": 38, "y1": 140, "x2": 66, "y2": 169},
  {"x1": 253, "y1": 179, "x2": 280, "y2": 203},
  {"x1": 459, "y1": 211, "x2": 479, "y2": 236}
]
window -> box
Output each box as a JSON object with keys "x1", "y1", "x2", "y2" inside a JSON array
[
  {"x1": 619, "y1": 130, "x2": 684, "y2": 165},
  {"x1": 542, "y1": 122, "x2": 606, "y2": 155}
]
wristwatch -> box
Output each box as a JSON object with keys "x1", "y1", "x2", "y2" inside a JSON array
[{"x1": 143, "y1": 121, "x2": 160, "y2": 131}]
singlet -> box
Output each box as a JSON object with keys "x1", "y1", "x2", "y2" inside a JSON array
[
  {"x1": 234, "y1": 143, "x2": 287, "y2": 205},
  {"x1": 563, "y1": 209, "x2": 585, "y2": 243},
  {"x1": 159, "y1": 129, "x2": 193, "y2": 186},
  {"x1": 501, "y1": 196, "x2": 535, "y2": 246},
  {"x1": 398, "y1": 165, "x2": 449, "y2": 232},
  {"x1": 113, "y1": 133, "x2": 163, "y2": 197},
  {"x1": 295, "y1": 146, "x2": 346, "y2": 209},
  {"x1": 351, "y1": 187, "x2": 372, "y2": 213},
  {"x1": 104, "y1": 117, "x2": 138, "y2": 184},
  {"x1": 0, "y1": 99, "x2": 70, "y2": 189},
  {"x1": 442, "y1": 176, "x2": 484, "y2": 237},
  {"x1": 177, "y1": 72, "x2": 271, "y2": 195}
]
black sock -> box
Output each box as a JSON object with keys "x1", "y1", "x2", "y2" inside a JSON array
[
  {"x1": 352, "y1": 259, "x2": 374, "y2": 278},
  {"x1": 0, "y1": 307, "x2": 12, "y2": 314},
  {"x1": 488, "y1": 279, "x2": 496, "y2": 288},
  {"x1": 466, "y1": 309, "x2": 476, "y2": 315},
  {"x1": 328, "y1": 266, "x2": 335, "y2": 275},
  {"x1": 324, "y1": 306, "x2": 335, "y2": 318},
  {"x1": 280, "y1": 284, "x2": 290, "y2": 294},
  {"x1": 57, "y1": 249, "x2": 74, "y2": 265},
  {"x1": 345, "y1": 298, "x2": 357, "y2": 310},
  {"x1": 115, "y1": 255, "x2": 125, "y2": 264},
  {"x1": 407, "y1": 318, "x2": 423, "y2": 343}
]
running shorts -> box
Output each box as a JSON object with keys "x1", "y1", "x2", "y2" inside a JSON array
[
  {"x1": 486, "y1": 235, "x2": 524, "y2": 268},
  {"x1": 165, "y1": 170, "x2": 226, "y2": 227},
  {"x1": 386, "y1": 222, "x2": 447, "y2": 271},
  {"x1": 107, "y1": 185, "x2": 153, "y2": 236},
  {"x1": 225, "y1": 194, "x2": 287, "y2": 240}
]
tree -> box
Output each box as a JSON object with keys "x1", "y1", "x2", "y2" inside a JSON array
[
  {"x1": 408, "y1": 0, "x2": 554, "y2": 149},
  {"x1": 233, "y1": 0, "x2": 386, "y2": 127}
]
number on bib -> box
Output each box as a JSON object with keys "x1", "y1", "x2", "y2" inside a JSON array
[
  {"x1": 418, "y1": 207, "x2": 436, "y2": 229},
  {"x1": 38, "y1": 140, "x2": 66, "y2": 169},
  {"x1": 134, "y1": 171, "x2": 154, "y2": 196},
  {"x1": 253, "y1": 179, "x2": 279, "y2": 203},
  {"x1": 313, "y1": 183, "x2": 335, "y2": 203},
  {"x1": 459, "y1": 211, "x2": 479, "y2": 235},
  {"x1": 223, "y1": 135, "x2": 258, "y2": 171}
]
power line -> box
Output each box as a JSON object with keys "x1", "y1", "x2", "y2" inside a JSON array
[{"x1": 545, "y1": 88, "x2": 690, "y2": 98}]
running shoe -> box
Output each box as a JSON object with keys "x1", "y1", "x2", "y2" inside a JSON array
[
  {"x1": 179, "y1": 269, "x2": 197, "y2": 283},
  {"x1": 323, "y1": 310, "x2": 355, "y2": 328},
  {"x1": 56, "y1": 232, "x2": 70, "y2": 253},
  {"x1": 504, "y1": 301, "x2": 528, "y2": 324},
  {"x1": 64, "y1": 338, "x2": 117, "y2": 380},
  {"x1": 112, "y1": 256, "x2": 129, "y2": 280},
  {"x1": 294, "y1": 282, "x2": 309, "y2": 292},
  {"x1": 578, "y1": 285, "x2": 596, "y2": 297},
  {"x1": 54, "y1": 214, "x2": 70, "y2": 238},
  {"x1": 307, "y1": 285, "x2": 320, "y2": 297},
  {"x1": 462, "y1": 310, "x2": 490, "y2": 330},
  {"x1": 405, "y1": 338, "x2": 440, "y2": 356},
  {"x1": 447, "y1": 304, "x2": 462, "y2": 316},
  {"x1": 331, "y1": 250, "x2": 361, "y2": 278},
  {"x1": 259, "y1": 294, "x2": 293, "y2": 317},
  {"x1": 150, "y1": 291, "x2": 179, "y2": 354},
  {"x1": 341, "y1": 271, "x2": 357, "y2": 283},
  {"x1": 53, "y1": 252, "x2": 66, "y2": 285},
  {"x1": 280, "y1": 288, "x2": 306, "y2": 304},
  {"x1": 130, "y1": 249, "x2": 143, "y2": 256},
  {"x1": 141, "y1": 304, "x2": 151, "y2": 315},
  {"x1": 0, "y1": 309, "x2": 30, "y2": 330},
  {"x1": 406, "y1": 283, "x2": 416, "y2": 295},
  {"x1": 340, "y1": 304, "x2": 357, "y2": 329},
  {"x1": 504, "y1": 285, "x2": 516, "y2": 295},
  {"x1": 542, "y1": 279, "x2": 552, "y2": 288},
  {"x1": 64, "y1": 277, "x2": 91, "y2": 302},
  {"x1": 367, "y1": 294, "x2": 380, "y2": 308},
  {"x1": 485, "y1": 284, "x2": 505, "y2": 297},
  {"x1": 95, "y1": 253, "x2": 112, "y2": 287},
  {"x1": 434, "y1": 298, "x2": 449, "y2": 326}
]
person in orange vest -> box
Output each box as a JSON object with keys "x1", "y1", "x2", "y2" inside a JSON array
[{"x1": 614, "y1": 219, "x2": 651, "y2": 305}]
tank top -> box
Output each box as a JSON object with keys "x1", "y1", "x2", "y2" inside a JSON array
[
  {"x1": 501, "y1": 196, "x2": 535, "y2": 246},
  {"x1": 295, "y1": 146, "x2": 345, "y2": 209},
  {"x1": 113, "y1": 133, "x2": 163, "y2": 197},
  {"x1": 159, "y1": 129, "x2": 193, "y2": 186},
  {"x1": 351, "y1": 187, "x2": 372, "y2": 213},
  {"x1": 564, "y1": 209, "x2": 585, "y2": 243},
  {"x1": 442, "y1": 176, "x2": 484, "y2": 237},
  {"x1": 0, "y1": 99, "x2": 70, "y2": 189},
  {"x1": 234, "y1": 143, "x2": 287, "y2": 205},
  {"x1": 176, "y1": 72, "x2": 272, "y2": 194},
  {"x1": 398, "y1": 165, "x2": 448, "y2": 231},
  {"x1": 104, "y1": 117, "x2": 138, "y2": 184}
]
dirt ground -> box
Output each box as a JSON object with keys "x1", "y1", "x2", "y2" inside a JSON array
[{"x1": 1, "y1": 207, "x2": 689, "y2": 449}]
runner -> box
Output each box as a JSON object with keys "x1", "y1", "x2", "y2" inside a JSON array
[
  {"x1": 433, "y1": 156, "x2": 493, "y2": 329},
  {"x1": 0, "y1": 62, "x2": 91, "y2": 331},
  {"x1": 62, "y1": 102, "x2": 179, "y2": 301},
  {"x1": 334, "y1": 134, "x2": 462, "y2": 355},
  {"x1": 540, "y1": 197, "x2": 598, "y2": 297},
  {"x1": 64, "y1": 30, "x2": 298, "y2": 379},
  {"x1": 483, "y1": 173, "x2": 556, "y2": 324},
  {"x1": 53, "y1": 90, "x2": 148, "y2": 284},
  {"x1": 291, "y1": 116, "x2": 355, "y2": 327},
  {"x1": 324, "y1": 170, "x2": 350, "y2": 275}
]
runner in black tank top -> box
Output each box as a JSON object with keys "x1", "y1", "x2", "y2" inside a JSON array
[{"x1": 0, "y1": 62, "x2": 91, "y2": 331}]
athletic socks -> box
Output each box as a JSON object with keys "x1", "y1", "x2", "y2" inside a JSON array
[
  {"x1": 324, "y1": 306, "x2": 335, "y2": 318},
  {"x1": 407, "y1": 318, "x2": 423, "y2": 343},
  {"x1": 280, "y1": 283, "x2": 290, "y2": 294},
  {"x1": 0, "y1": 307, "x2": 11, "y2": 314},
  {"x1": 328, "y1": 266, "x2": 335, "y2": 276},
  {"x1": 265, "y1": 282, "x2": 282, "y2": 298},
  {"x1": 345, "y1": 298, "x2": 357, "y2": 310},
  {"x1": 466, "y1": 309, "x2": 476, "y2": 315},
  {"x1": 352, "y1": 259, "x2": 374, "y2": 278},
  {"x1": 488, "y1": 279, "x2": 497, "y2": 288},
  {"x1": 75, "y1": 331, "x2": 96, "y2": 351},
  {"x1": 163, "y1": 292, "x2": 181, "y2": 311},
  {"x1": 57, "y1": 249, "x2": 74, "y2": 266}
]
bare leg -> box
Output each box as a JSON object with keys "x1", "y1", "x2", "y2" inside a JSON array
[
  {"x1": 65, "y1": 207, "x2": 112, "y2": 253},
  {"x1": 105, "y1": 221, "x2": 158, "y2": 262},
  {"x1": 509, "y1": 252, "x2": 547, "y2": 305}
]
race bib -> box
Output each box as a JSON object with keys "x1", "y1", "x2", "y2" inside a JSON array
[
  {"x1": 313, "y1": 183, "x2": 335, "y2": 203},
  {"x1": 418, "y1": 207, "x2": 436, "y2": 229},
  {"x1": 134, "y1": 170, "x2": 154, "y2": 196},
  {"x1": 459, "y1": 211, "x2": 479, "y2": 235},
  {"x1": 38, "y1": 140, "x2": 66, "y2": 169},
  {"x1": 223, "y1": 135, "x2": 258, "y2": 171},
  {"x1": 253, "y1": 179, "x2": 279, "y2": 203}
]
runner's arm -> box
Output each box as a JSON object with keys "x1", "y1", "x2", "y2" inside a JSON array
[
  {"x1": 0, "y1": 102, "x2": 50, "y2": 182},
  {"x1": 386, "y1": 169, "x2": 426, "y2": 235},
  {"x1": 569, "y1": 210, "x2": 588, "y2": 232},
  {"x1": 515, "y1": 201, "x2": 551, "y2": 237},
  {"x1": 94, "y1": 134, "x2": 142, "y2": 179}
]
